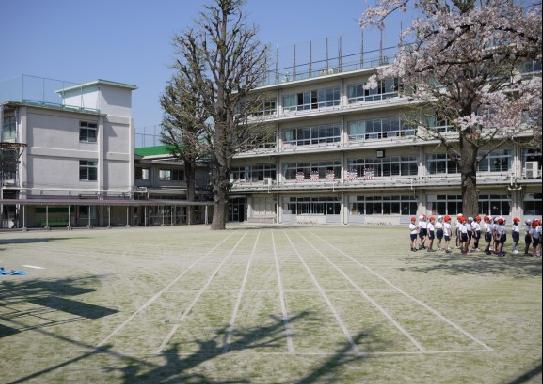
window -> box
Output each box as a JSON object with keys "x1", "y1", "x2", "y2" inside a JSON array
[
  {"x1": 281, "y1": 123, "x2": 341, "y2": 148},
  {"x1": 79, "y1": 160, "x2": 98, "y2": 181},
  {"x1": 523, "y1": 193, "x2": 542, "y2": 215},
  {"x1": 352, "y1": 195, "x2": 417, "y2": 215},
  {"x1": 135, "y1": 167, "x2": 150, "y2": 180},
  {"x1": 522, "y1": 148, "x2": 542, "y2": 175},
  {"x1": 252, "y1": 99, "x2": 277, "y2": 116},
  {"x1": 429, "y1": 195, "x2": 462, "y2": 215},
  {"x1": 283, "y1": 161, "x2": 341, "y2": 181},
  {"x1": 427, "y1": 154, "x2": 459, "y2": 175},
  {"x1": 79, "y1": 121, "x2": 98, "y2": 143},
  {"x1": 346, "y1": 156, "x2": 418, "y2": 178},
  {"x1": 478, "y1": 194, "x2": 510, "y2": 216},
  {"x1": 347, "y1": 117, "x2": 415, "y2": 142},
  {"x1": 159, "y1": 169, "x2": 183, "y2": 181},
  {"x1": 282, "y1": 86, "x2": 340, "y2": 112},
  {"x1": 425, "y1": 116, "x2": 453, "y2": 133},
  {"x1": 285, "y1": 196, "x2": 341, "y2": 215},
  {"x1": 231, "y1": 164, "x2": 276, "y2": 182},
  {"x1": 478, "y1": 149, "x2": 511, "y2": 172},
  {"x1": 1, "y1": 111, "x2": 16, "y2": 141},
  {"x1": 347, "y1": 78, "x2": 399, "y2": 103}
]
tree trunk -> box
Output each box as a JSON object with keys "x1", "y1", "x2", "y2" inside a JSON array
[
  {"x1": 184, "y1": 160, "x2": 197, "y2": 225},
  {"x1": 211, "y1": 166, "x2": 229, "y2": 230},
  {"x1": 459, "y1": 136, "x2": 479, "y2": 218}
]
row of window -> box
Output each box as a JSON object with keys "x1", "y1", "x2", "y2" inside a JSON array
[
  {"x1": 351, "y1": 195, "x2": 418, "y2": 215},
  {"x1": 285, "y1": 196, "x2": 342, "y2": 215},
  {"x1": 428, "y1": 194, "x2": 512, "y2": 216},
  {"x1": 135, "y1": 167, "x2": 184, "y2": 181}
]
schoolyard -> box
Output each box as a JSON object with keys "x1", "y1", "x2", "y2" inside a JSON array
[{"x1": 0, "y1": 225, "x2": 541, "y2": 383}]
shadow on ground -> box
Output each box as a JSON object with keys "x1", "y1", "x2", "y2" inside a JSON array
[
  {"x1": 0, "y1": 237, "x2": 86, "y2": 245},
  {"x1": 505, "y1": 361, "x2": 542, "y2": 384},
  {"x1": 401, "y1": 252, "x2": 542, "y2": 278}
]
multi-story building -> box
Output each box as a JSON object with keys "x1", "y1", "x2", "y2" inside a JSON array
[
  {"x1": 224, "y1": 59, "x2": 542, "y2": 225},
  {"x1": 0, "y1": 75, "x2": 211, "y2": 229}
]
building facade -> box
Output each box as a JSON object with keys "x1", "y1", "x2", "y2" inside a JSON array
[{"x1": 226, "y1": 65, "x2": 542, "y2": 225}]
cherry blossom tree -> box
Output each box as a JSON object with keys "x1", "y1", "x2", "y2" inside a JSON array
[{"x1": 360, "y1": 0, "x2": 542, "y2": 217}]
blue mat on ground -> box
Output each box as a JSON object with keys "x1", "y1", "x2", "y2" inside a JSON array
[{"x1": 0, "y1": 267, "x2": 26, "y2": 276}]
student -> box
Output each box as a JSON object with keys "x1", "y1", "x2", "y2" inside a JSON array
[
  {"x1": 443, "y1": 215, "x2": 452, "y2": 253},
  {"x1": 409, "y1": 216, "x2": 419, "y2": 252},
  {"x1": 512, "y1": 217, "x2": 520, "y2": 255},
  {"x1": 531, "y1": 219, "x2": 541, "y2": 257},
  {"x1": 455, "y1": 213, "x2": 464, "y2": 248},
  {"x1": 435, "y1": 215, "x2": 444, "y2": 250},
  {"x1": 427, "y1": 216, "x2": 436, "y2": 252},
  {"x1": 467, "y1": 217, "x2": 474, "y2": 248},
  {"x1": 418, "y1": 214, "x2": 428, "y2": 249},
  {"x1": 471, "y1": 215, "x2": 482, "y2": 252},
  {"x1": 495, "y1": 217, "x2": 507, "y2": 257},
  {"x1": 524, "y1": 219, "x2": 533, "y2": 255},
  {"x1": 484, "y1": 216, "x2": 494, "y2": 255},
  {"x1": 492, "y1": 217, "x2": 500, "y2": 254},
  {"x1": 460, "y1": 216, "x2": 470, "y2": 255}
]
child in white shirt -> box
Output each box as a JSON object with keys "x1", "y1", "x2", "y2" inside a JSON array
[
  {"x1": 443, "y1": 215, "x2": 452, "y2": 253},
  {"x1": 512, "y1": 217, "x2": 520, "y2": 254},
  {"x1": 409, "y1": 216, "x2": 418, "y2": 252},
  {"x1": 435, "y1": 215, "x2": 444, "y2": 250}
]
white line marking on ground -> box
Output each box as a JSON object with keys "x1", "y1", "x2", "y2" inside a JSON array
[
  {"x1": 272, "y1": 230, "x2": 295, "y2": 353},
  {"x1": 283, "y1": 231, "x2": 360, "y2": 356},
  {"x1": 97, "y1": 232, "x2": 235, "y2": 347},
  {"x1": 297, "y1": 231, "x2": 425, "y2": 352},
  {"x1": 21, "y1": 265, "x2": 45, "y2": 269},
  {"x1": 157, "y1": 232, "x2": 249, "y2": 353},
  {"x1": 223, "y1": 231, "x2": 261, "y2": 352},
  {"x1": 309, "y1": 230, "x2": 494, "y2": 352}
]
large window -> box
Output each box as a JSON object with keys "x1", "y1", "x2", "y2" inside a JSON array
[
  {"x1": 79, "y1": 160, "x2": 98, "y2": 181},
  {"x1": 478, "y1": 149, "x2": 512, "y2": 172},
  {"x1": 522, "y1": 148, "x2": 542, "y2": 177},
  {"x1": 135, "y1": 167, "x2": 150, "y2": 180},
  {"x1": 427, "y1": 154, "x2": 459, "y2": 175},
  {"x1": 1, "y1": 111, "x2": 16, "y2": 141},
  {"x1": 282, "y1": 86, "x2": 340, "y2": 112},
  {"x1": 347, "y1": 78, "x2": 399, "y2": 103},
  {"x1": 281, "y1": 123, "x2": 341, "y2": 148},
  {"x1": 425, "y1": 116, "x2": 454, "y2": 133},
  {"x1": 251, "y1": 99, "x2": 277, "y2": 116},
  {"x1": 523, "y1": 193, "x2": 542, "y2": 215},
  {"x1": 352, "y1": 195, "x2": 417, "y2": 215},
  {"x1": 430, "y1": 195, "x2": 462, "y2": 215},
  {"x1": 79, "y1": 121, "x2": 98, "y2": 143},
  {"x1": 346, "y1": 156, "x2": 418, "y2": 178},
  {"x1": 283, "y1": 161, "x2": 341, "y2": 181},
  {"x1": 286, "y1": 196, "x2": 341, "y2": 215},
  {"x1": 347, "y1": 117, "x2": 415, "y2": 142},
  {"x1": 231, "y1": 164, "x2": 276, "y2": 182},
  {"x1": 159, "y1": 169, "x2": 183, "y2": 181},
  {"x1": 478, "y1": 194, "x2": 511, "y2": 216}
]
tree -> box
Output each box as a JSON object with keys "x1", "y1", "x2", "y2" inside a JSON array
[
  {"x1": 171, "y1": 0, "x2": 268, "y2": 229},
  {"x1": 160, "y1": 74, "x2": 207, "y2": 225},
  {"x1": 360, "y1": 0, "x2": 542, "y2": 217}
]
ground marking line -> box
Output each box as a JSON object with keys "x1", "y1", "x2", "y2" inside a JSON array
[
  {"x1": 272, "y1": 230, "x2": 295, "y2": 353},
  {"x1": 223, "y1": 231, "x2": 262, "y2": 352},
  {"x1": 20, "y1": 265, "x2": 45, "y2": 270},
  {"x1": 296, "y1": 231, "x2": 425, "y2": 352},
  {"x1": 97, "y1": 232, "x2": 235, "y2": 347},
  {"x1": 149, "y1": 348, "x2": 492, "y2": 357},
  {"x1": 283, "y1": 231, "x2": 360, "y2": 356},
  {"x1": 157, "y1": 231, "x2": 249, "y2": 353},
  {"x1": 309, "y1": 230, "x2": 494, "y2": 352}
]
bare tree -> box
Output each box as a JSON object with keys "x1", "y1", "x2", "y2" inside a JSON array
[
  {"x1": 171, "y1": 0, "x2": 269, "y2": 229},
  {"x1": 361, "y1": 0, "x2": 542, "y2": 217},
  {"x1": 160, "y1": 74, "x2": 207, "y2": 224}
]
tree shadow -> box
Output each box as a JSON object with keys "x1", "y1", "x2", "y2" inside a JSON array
[
  {"x1": 401, "y1": 252, "x2": 542, "y2": 278},
  {"x1": 506, "y1": 361, "x2": 542, "y2": 384},
  {"x1": 0, "y1": 237, "x2": 87, "y2": 245},
  {"x1": 108, "y1": 312, "x2": 312, "y2": 384}
]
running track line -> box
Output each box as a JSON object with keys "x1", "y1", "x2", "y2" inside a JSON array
[
  {"x1": 97, "y1": 232, "x2": 235, "y2": 347},
  {"x1": 297, "y1": 231, "x2": 425, "y2": 352},
  {"x1": 157, "y1": 232, "x2": 249, "y2": 352},
  {"x1": 283, "y1": 231, "x2": 360, "y2": 355},
  {"x1": 223, "y1": 231, "x2": 262, "y2": 352},
  {"x1": 309, "y1": 230, "x2": 494, "y2": 352},
  {"x1": 272, "y1": 230, "x2": 295, "y2": 353}
]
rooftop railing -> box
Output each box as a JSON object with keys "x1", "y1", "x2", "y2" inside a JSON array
[{"x1": 0, "y1": 74, "x2": 99, "y2": 113}]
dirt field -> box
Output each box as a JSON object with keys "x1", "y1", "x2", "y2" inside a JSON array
[{"x1": 0, "y1": 225, "x2": 541, "y2": 383}]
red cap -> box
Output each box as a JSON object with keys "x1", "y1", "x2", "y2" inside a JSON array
[
  {"x1": 513, "y1": 217, "x2": 520, "y2": 223},
  {"x1": 410, "y1": 216, "x2": 416, "y2": 222},
  {"x1": 475, "y1": 215, "x2": 481, "y2": 222}
]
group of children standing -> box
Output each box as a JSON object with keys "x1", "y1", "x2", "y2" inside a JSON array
[{"x1": 409, "y1": 214, "x2": 542, "y2": 257}]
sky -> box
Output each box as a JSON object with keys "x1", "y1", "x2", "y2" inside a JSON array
[{"x1": 0, "y1": 0, "x2": 407, "y2": 131}]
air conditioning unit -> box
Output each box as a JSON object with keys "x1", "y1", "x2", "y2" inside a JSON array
[
  {"x1": 524, "y1": 161, "x2": 540, "y2": 179},
  {"x1": 265, "y1": 178, "x2": 273, "y2": 186}
]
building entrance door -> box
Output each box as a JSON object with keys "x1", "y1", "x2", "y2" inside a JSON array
[{"x1": 228, "y1": 197, "x2": 246, "y2": 222}]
